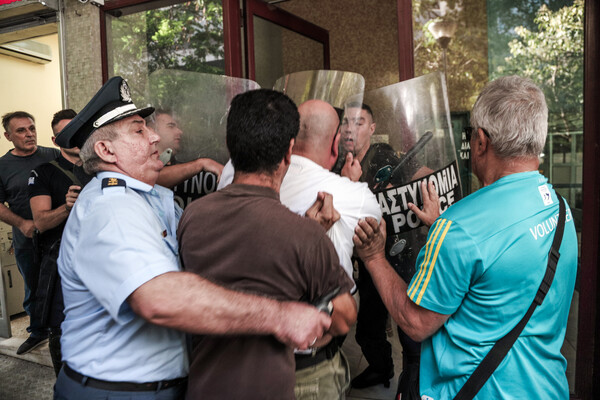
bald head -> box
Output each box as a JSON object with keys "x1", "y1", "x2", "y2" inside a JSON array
[{"x1": 294, "y1": 100, "x2": 340, "y2": 169}]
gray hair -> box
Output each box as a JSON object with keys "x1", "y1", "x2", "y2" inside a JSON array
[
  {"x1": 471, "y1": 75, "x2": 548, "y2": 159},
  {"x1": 80, "y1": 122, "x2": 121, "y2": 175}
]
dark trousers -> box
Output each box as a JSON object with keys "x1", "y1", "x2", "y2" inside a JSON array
[
  {"x1": 355, "y1": 260, "x2": 421, "y2": 374},
  {"x1": 49, "y1": 329, "x2": 62, "y2": 377},
  {"x1": 14, "y1": 246, "x2": 45, "y2": 337},
  {"x1": 355, "y1": 260, "x2": 394, "y2": 373},
  {"x1": 54, "y1": 368, "x2": 186, "y2": 400}
]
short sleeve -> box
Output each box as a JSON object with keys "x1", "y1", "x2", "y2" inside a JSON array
[
  {"x1": 28, "y1": 166, "x2": 52, "y2": 199},
  {"x1": 406, "y1": 218, "x2": 483, "y2": 315},
  {"x1": 75, "y1": 195, "x2": 179, "y2": 323}
]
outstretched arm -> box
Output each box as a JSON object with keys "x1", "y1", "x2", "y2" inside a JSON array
[
  {"x1": 353, "y1": 218, "x2": 449, "y2": 342},
  {"x1": 128, "y1": 271, "x2": 332, "y2": 349},
  {"x1": 157, "y1": 158, "x2": 224, "y2": 188}
]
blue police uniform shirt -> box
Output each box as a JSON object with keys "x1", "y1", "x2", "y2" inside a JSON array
[
  {"x1": 408, "y1": 171, "x2": 577, "y2": 399},
  {"x1": 58, "y1": 171, "x2": 187, "y2": 382}
]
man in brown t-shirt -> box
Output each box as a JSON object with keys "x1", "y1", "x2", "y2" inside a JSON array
[{"x1": 178, "y1": 89, "x2": 356, "y2": 400}]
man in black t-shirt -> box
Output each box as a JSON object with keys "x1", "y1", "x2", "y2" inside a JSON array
[
  {"x1": 1, "y1": 111, "x2": 59, "y2": 354},
  {"x1": 28, "y1": 109, "x2": 89, "y2": 374}
]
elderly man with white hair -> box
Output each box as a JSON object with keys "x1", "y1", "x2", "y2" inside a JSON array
[{"x1": 354, "y1": 75, "x2": 578, "y2": 399}]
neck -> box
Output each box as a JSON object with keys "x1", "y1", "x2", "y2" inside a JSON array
[
  {"x1": 293, "y1": 149, "x2": 328, "y2": 169},
  {"x1": 479, "y1": 156, "x2": 539, "y2": 186},
  {"x1": 355, "y1": 146, "x2": 369, "y2": 163},
  {"x1": 11, "y1": 146, "x2": 36, "y2": 157},
  {"x1": 233, "y1": 170, "x2": 283, "y2": 193},
  {"x1": 60, "y1": 149, "x2": 81, "y2": 166},
  {"x1": 100, "y1": 165, "x2": 158, "y2": 187}
]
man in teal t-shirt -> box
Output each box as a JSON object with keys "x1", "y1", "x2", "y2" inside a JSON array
[{"x1": 354, "y1": 75, "x2": 577, "y2": 399}]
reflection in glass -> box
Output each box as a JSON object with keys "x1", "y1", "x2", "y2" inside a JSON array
[
  {"x1": 253, "y1": 16, "x2": 324, "y2": 89},
  {"x1": 105, "y1": 0, "x2": 225, "y2": 101}
]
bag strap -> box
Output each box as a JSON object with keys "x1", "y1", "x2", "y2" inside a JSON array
[
  {"x1": 453, "y1": 190, "x2": 566, "y2": 400},
  {"x1": 50, "y1": 159, "x2": 82, "y2": 187}
]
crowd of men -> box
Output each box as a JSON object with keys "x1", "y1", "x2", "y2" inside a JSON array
[{"x1": 0, "y1": 74, "x2": 577, "y2": 400}]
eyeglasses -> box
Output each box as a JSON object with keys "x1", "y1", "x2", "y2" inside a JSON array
[{"x1": 464, "y1": 126, "x2": 491, "y2": 141}]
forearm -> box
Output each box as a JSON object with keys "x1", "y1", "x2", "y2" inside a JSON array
[
  {"x1": 157, "y1": 159, "x2": 222, "y2": 188},
  {"x1": 362, "y1": 256, "x2": 440, "y2": 342},
  {"x1": 0, "y1": 203, "x2": 26, "y2": 229},
  {"x1": 131, "y1": 272, "x2": 293, "y2": 335},
  {"x1": 157, "y1": 162, "x2": 202, "y2": 188},
  {"x1": 33, "y1": 205, "x2": 69, "y2": 232}
]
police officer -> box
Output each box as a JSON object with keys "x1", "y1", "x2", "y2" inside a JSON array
[{"x1": 53, "y1": 77, "x2": 332, "y2": 400}]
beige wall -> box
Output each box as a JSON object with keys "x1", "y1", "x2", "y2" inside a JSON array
[
  {"x1": 0, "y1": 34, "x2": 62, "y2": 155},
  {"x1": 280, "y1": 0, "x2": 399, "y2": 91}
]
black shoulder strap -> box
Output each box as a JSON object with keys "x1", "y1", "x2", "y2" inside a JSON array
[
  {"x1": 50, "y1": 159, "x2": 82, "y2": 187},
  {"x1": 453, "y1": 190, "x2": 566, "y2": 400}
]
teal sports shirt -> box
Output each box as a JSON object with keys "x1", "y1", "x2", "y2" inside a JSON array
[{"x1": 409, "y1": 171, "x2": 577, "y2": 399}]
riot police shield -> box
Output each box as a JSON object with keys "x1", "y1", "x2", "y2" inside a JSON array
[
  {"x1": 345, "y1": 72, "x2": 462, "y2": 282},
  {"x1": 146, "y1": 69, "x2": 260, "y2": 208},
  {"x1": 273, "y1": 69, "x2": 365, "y2": 109},
  {"x1": 273, "y1": 70, "x2": 365, "y2": 172}
]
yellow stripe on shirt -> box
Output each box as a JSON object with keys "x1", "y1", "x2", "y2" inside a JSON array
[
  {"x1": 415, "y1": 220, "x2": 452, "y2": 305},
  {"x1": 408, "y1": 219, "x2": 447, "y2": 299}
]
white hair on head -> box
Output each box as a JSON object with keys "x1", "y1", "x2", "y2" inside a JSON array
[
  {"x1": 80, "y1": 121, "x2": 121, "y2": 175},
  {"x1": 471, "y1": 75, "x2": 548, "y2": 159}
]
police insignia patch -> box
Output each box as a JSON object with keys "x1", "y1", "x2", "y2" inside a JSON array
[
  {"x1": 102, "y1": 177, "x2": 126, "y2": 189},
  {"x1": 120, "y1": 80, "x2": 132, "y2": 103}
]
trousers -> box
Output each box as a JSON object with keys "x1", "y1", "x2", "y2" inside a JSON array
[
  {"x1": 294, "y1": 350, "x2": 351, "y2": 400},
  {"x1": 54, "y1": 368, "x2": 186, "y2": 400}
]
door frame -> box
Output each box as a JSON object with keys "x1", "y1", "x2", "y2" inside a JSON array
[{"x1": 242, "y1": 0, "x2": 329, "y2": 83}]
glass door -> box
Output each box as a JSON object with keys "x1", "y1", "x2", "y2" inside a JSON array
[{"x1": 244, "y1": 0, "x2": 329, "y2": 89}]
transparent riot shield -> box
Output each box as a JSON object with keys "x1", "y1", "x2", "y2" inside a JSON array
[
  {"x1": 273, "y1": 70, "x2": 365, "y2": 172},
  {"x1": 146, "y1": 69, "x2": 260, "y2": 208},
  {"x1": 346, "y1": 72, "x2": 462, "y2": 282},
  {"x1": 273, "y1": 70, "x2": 365, "y2": 109}
]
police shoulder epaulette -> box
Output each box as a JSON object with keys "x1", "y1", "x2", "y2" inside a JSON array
[{"x1": 101, "y1": 177, "x2": 127, "y2": 190}]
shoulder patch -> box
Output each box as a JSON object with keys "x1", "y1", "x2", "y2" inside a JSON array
[{"x1": 102, "y1": 177, "x2": 126, "y2": 189}]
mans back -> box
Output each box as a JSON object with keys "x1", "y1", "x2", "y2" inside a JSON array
[
  {"x1": 412, "y1": 171, "x2": 577, "y2": 399},
  {"x1": 178, "y1": 184, "x2": 353, "y2": 400},
  {"x1": 282, "y1": 154, "x2": 381, "y2": 279}
]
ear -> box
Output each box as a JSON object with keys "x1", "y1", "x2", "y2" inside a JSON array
[
  {"x1": 94, "y1": 140, "x2": 118, "y2": 164},
  {"x1": 473, "y1": 128, "x2": 489, "y2": 156},
  {"x1": 51, "y1": 136, "x2": 57, "y2": 147},
  {"x1": 4, "y1": 131, "x2": 10, "y2": 141},
  {"x1": 284, "y1": 138, "x2": 295, "y2": 166},
  {"x1": 369, "y1": 122, "x2": 376, "y2": 137},
  {"x1": 330, "y1": 131, "x2": 340, "y2": 162}
]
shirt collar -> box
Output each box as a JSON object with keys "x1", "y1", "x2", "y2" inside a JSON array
[
  {"x1": 97, "y1": 171, "x2": 153, "y2": 193},
  {"x1": 291, "y1": 154, "x2": 325, "y2": 171}
]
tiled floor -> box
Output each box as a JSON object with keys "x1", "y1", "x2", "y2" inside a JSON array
[
  {"x1": 344, "y1": 319, "x2": 403, "y2": 400},
  {"x1": 0, "y1": 289, "x2": 580, "y2": 400},
  {"x1": 1, "y1": 313, "x2": 403, "y2": 400}
]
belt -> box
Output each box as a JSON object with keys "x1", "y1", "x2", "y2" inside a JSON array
[
  {"x1": 63, "y1": 364, "x2": 187, "y2": 392},
  {"x1": 295, "y1": 339, "x2": 340, "y2": 370}
]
